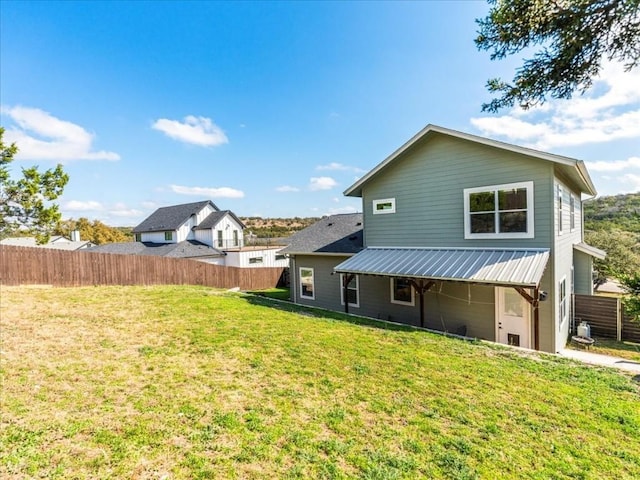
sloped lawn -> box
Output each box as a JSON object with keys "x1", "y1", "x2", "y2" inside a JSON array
[{"x1": 1, "y1": 285, "x2": 638, "y2": 479}]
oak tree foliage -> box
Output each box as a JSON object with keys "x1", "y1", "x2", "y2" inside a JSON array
[
  {"x1": 0, "y1": 127, "x2": 69, "y2": 244},
  {"x1": 476, "y1": 0, "x2": 640, "y2": 112}
]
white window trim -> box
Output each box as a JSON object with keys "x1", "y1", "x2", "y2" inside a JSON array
[
  {"x1": 373, "y1": 198, "x2": 396, "y2": 215},
  {"x1": 557, "y1": 184, "x2": 564, "y2": 236},
  {"x1": 390, "y1": 278, "x2": 415, "y2": 306},
  {"x1": 299, "y1": 267, "x2": 315, "y2": 300},
  {"x1": 559, "y1": 276, "x2": 567, "y2": 329},
  {"x1": 463, "y1": 181, "x2": 534, "y2": 239},
  {"x1": 340, "y1": 274, "x2": 360, "y2": 308},
  {"x1": 570, "y1": 194, "x2": 576, "y2": 232}
]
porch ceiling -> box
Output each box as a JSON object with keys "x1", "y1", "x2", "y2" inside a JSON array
[{"x1": 334, "y1": 247, "x2": 550, "y2": 288}]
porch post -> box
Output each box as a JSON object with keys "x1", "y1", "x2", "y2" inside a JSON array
[
  {"x1": 514, "y1": 286, "x2": 540, "y2": 351},
  {"x1": 409, "y1": 280, "x2": 435, "y2": 329},
  {"x1": 343, "y1": 273, "x2": 355, "y2": 314}
]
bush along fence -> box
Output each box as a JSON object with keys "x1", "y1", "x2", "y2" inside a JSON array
[
  {"x1": 574, "y1": 293, "x2": 640, "y2": 343},
  {"x1": 0, "y1": 245, "x2": 286, "y2": 291}
]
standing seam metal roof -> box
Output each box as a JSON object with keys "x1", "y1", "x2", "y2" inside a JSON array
[{"x1": 334, "y1": 247, "x2": 550, "y2": 287}]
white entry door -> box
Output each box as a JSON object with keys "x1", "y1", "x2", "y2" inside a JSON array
[{"x1": 495, "y1": 287, "x2": 531, "y2": 349}]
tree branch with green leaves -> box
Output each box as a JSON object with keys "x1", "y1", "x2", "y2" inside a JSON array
[
  {"x1": 476, "y1": 0, "x2": 640, "y2": 112},
  {"x1": 0, "y1": 127, "x2": 69, "y2": 244}
]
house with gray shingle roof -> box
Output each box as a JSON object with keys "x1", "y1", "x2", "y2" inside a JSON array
[
  {"x1": 132, "y1": 200, "x2": 245, "y2": 249},
  {"x1": 284, "y1": 124, "x2": 606, "y2": 354},
  {"x1": 90, "y1": 200, "x2": 288, "y2": 267}
]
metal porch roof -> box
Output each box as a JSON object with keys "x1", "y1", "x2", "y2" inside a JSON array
[{"x1": 334, "y1": 247, "x2": 550, "y2": 287}]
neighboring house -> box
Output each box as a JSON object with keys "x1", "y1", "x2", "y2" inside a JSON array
[
  {"x1": 90, "y1": 200, "x2": 288, "y2": 267},
  {"x1": 0, "y1": 233, "x2": 94, "y2": 251},
  {"x1": 132, "y1": 200, "x2": 245, "y2": 249},
  {"x1": 282, "y1": 124, "x2": 605, "y2": 354},
  {"x1": 88, "y1": 239, "x2": 226, "y2": 264}
]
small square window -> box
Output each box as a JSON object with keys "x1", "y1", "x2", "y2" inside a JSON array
[
  {"x1": 249, "y1": 257, "x2": 263, "y2": 264},
  {"x1": 373, "y1": 198, "x2": 396, "y2": 214},
  {"x1": 390, "y1": 278, "x2": 414, "y2": 306},
  {"x1": 134, "y1": 233, "x2": 141, "y2": 242},
  {"x1": 164, "y1": 231, "x2": 173, "y2": 241}
]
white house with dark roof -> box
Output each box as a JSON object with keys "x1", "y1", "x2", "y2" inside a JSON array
[
  {"x1": 91, "y1": 200, "x2": 288, "y2": 267},
  {"x1": 283, "y1": 124, "x2": 606, "y2": 354}
]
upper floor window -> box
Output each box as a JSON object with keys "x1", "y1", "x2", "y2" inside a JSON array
[
  {"x1": 463, "y1": 181, "x2": 534, "y2": 239},
  {"x1": 570, "y1": 194, "x2": 576, "y2": 231},
  {"x1": 233, "y1": 230, "x2": 239, "y2": 247},
  {"x1": 217, "y1": 230, "x2": 223, "y2": 248},
  {"x1": 164, "y1": 231, "x2": 173, "y2": 241},
  {"x1": 557, "y1": 185, "x2": 564, "y2": 235},
  {"x1": 134, "y1": 233, "x2": 141, "y2": 242},
  {"x1": 373, "y1": 198, "x2": 396, "y2": 214}
]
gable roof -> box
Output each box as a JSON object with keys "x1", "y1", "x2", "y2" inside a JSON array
[
  {"x1": 344, "y1": 124, "x2": 597, "y2": 197},
  {"x1": 88, "y1": 240, "x2": 224, "y2": 258},
  {"x1": 132, "y1": 200, "x2": 218, "y2": 233},
  {"x1": 194, "y1": 210, "x2": 246, "y2": 230},
  {"x1": 279, "y1": 213, "x2": 363, "y2": 255},
  {"x1": 0, "y1": 237, "x2": 93, "y2": 250}
]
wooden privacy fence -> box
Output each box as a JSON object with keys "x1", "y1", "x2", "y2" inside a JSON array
[
  {"x1": 574, "y1": 293, "x2": 640, "y2": 343},
  {"x1": 0, "y1": 245, "x2": 286, "y2": 291}
]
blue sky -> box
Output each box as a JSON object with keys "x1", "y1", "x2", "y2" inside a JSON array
[{"x1": 1, "y1": 1, "x2": 638, "y2": 226}]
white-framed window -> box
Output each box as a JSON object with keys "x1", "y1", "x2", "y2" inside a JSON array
[
  {"x1": 390, "y1": 278, "x2": 414, "y2": 306},
  {"x1": 557, "y1": 184, "x2": 564, "y2": 235},
  {"x1": 299, "y1": 267, "x2": 315, "y2": 300},
  {"x1": 164, "y1": 231, "x2": 173, "y2": 241},
  {"x1": 570, "y1": 194, "x2": 576, "y2": 231},
  {"x1": 340, "y1": 274, "x2": 359, "y2": 308},
  {"x1": 249, "y1": 257, "x2": 263, "y2": 264},
  {"x1": 373, "y1": 198, "x2": 396, "y2": 215},
  {"x1": 275, "y1": 254, "x2": 287, "y2": 261},
  {"x1": 559, "y1": 277, "x2": 567, "y2": 328},
  {"x1": 233, "y1": 230, "x2": 239, "y2": 247},
  {"x1": 463, "y1": 181, "x2": 534, "y2": 239},
  {"x1": 217, "y1": 230, "x2": 223, "y2": 248},
  {"x1": 134, "y1": 233, "x2": 141, "y2": 242}
]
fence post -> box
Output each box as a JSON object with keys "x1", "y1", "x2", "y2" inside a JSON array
[{"x1": 616, "y1": 297, "x2": 622, "y2": 341}]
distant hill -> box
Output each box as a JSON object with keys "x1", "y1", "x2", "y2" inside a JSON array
[
  {"x1": 240, "y1": 217, "x2": 320, "y2": 238},
  {"x1": 584, "y1": 192, "x2": 640, "y2": 233}
]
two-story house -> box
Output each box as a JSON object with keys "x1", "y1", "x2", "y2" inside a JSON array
[
  {"x1": 132, "y1": 200, "x2": 245, "y2": 250},
  {"x1": 92, "y1": 200, "x2": 289, "y2": 268},
  {"x1": 282, "y1": 125, "x2": 605, "y2": 354}
]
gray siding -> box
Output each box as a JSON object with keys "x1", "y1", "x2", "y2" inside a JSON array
[
  {"x1": 574, "y1": 250, "x2": 593, "y2": 296},
  {"x1": 361, "y1": 134, "x2": 554, "y2": 249},
  {"x1": 290, "y1": 254, "x2": 497, "y2": 342}
]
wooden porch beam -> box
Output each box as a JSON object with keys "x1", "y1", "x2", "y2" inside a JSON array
[
  {"x1": 342, "y1": 273, "x2": 355, "y2": 314},
  {"x1": 514, "y1": 286, "x2": 540, "y2": 351},
  {"x1": 408, "y1": 279, "x2": 435, "y2": 328}
]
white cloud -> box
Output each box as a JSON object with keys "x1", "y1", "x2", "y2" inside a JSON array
[
  {"x1": 316, "y1": 162, "x2": 365, "y2": 173},
  {"x1": 324, "y1": 205, "x2": 359, "y2": 215},
  {"x1": 63, "y1": 200, "x2": 104, "y2": 211},
  {"x1": 110, "y1": 208, "x2": 143, "y2": 217},
  {"x1": 1, "y1": 105, "x2": 120, "y2": 162},
  {"x1": 170, "y1": 184, "x2": 245, "y2": 198},
  {"x1": 622, "y1": 173, "x2": 640, "y2": 192},
  {"x1": 586, "y1": 156, "x2": 640, "y2": 172},
  {"x1": 141, "y1": 201, "x2": 158, "y2": 209},
  {"x1": 332, "y1": 197, "x2": 340, "y2": 203},
  {"x1": 309, "y1": 176, "x2": 337, "y2": 191},
  {"x1": 275, "y1": 185, "x2": 300, "y2": 192},
  {"x1": 152, "y1": 115, "x2": 228, "y2": 146},
  {"x1": 470, "y1": 62, "x2": 640, "y2": 150}
]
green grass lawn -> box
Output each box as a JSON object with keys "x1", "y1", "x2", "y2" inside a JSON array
[{"x1": 1, "y1": 285, "x2": 639, "y2": 479}]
